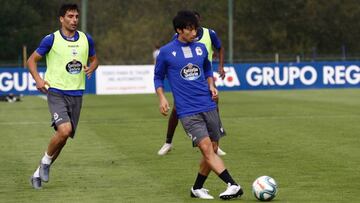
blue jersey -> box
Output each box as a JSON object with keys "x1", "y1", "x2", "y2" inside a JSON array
[
  {"x1": 154, "y1": 39, "x2": 217, "y2": 118},
  {"x1": 172, "y1": 27, "x2": 222, "y2": 50},
  {"x1": 35, "y1": 30, "x2": 96, "y2": 96}
]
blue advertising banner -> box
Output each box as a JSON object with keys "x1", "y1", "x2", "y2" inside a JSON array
[
  {"x1": 0, "y1": 67, "x2": 96, "y2": 95},
  {"x1": 165, "y1": 61, "x2": 360, "y2": 91},
  {"x1": 2, "y1": 61, "x2": 360, "y2": 95}
]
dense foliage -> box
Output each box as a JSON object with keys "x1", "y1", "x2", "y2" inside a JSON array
[{"x1": 1, "y1": 0, "x2": 360, "y2": 65}]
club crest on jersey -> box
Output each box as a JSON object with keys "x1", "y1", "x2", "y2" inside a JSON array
[
  {"x1": 180, "y1": 63, "x2": 201, "y2": 81},
  {"x1": 66, "y1": 59, "x2": 82, "y2": 74},
  {"x1": 71, "y1": 48, "x2": 78, "y2": 57},
  {"x1": 195, "y1": 46, "x2": 203, "y2": 56}
]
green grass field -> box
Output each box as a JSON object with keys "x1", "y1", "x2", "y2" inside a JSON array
[{"x1": 1, "y1": 89, "x2": 360, "y2": 202}]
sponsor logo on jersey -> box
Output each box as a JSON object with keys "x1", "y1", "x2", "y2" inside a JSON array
[
  {"x1": 181, "y1": 46, "x2": 193, "y2": 58},
  {"x1": 180, "y1": 63, "x2": 201, "y2": 81},
  {"x1": 66, "y1": 60, "x2": 82, "y2": 74}
]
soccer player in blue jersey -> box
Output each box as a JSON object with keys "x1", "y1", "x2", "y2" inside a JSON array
[
  {"x1": 158, "y1": 11, "x2": 227, "y2": 156},
  {"x1": 27, "y1": 3, "x2": 99, "y2": 189},
  {"x1": 154, "y1": 10, "x2": 243, "y2": 200}
]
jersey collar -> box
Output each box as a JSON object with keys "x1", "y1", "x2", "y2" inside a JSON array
[{"x1": 59, "y1": 29, "x2": 79, "y2": 42}]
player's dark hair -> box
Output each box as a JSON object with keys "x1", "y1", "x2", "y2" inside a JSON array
[
  {"x1": 193, "y1": 11, "x2": 201, "y2": 20},
  {"x1": 172, "y1": 10, "x2": 199, "y2": 33},
  {"x1": 58, "y1": 3, "x2": 79, "y2": 17}
]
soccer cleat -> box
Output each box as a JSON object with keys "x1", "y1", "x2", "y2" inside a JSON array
[
  {"x1": 219, "y1": 183, "x2": 243, "y2": 200},
  {"x1": 217, "y1": 147, "x2": 227, "y2": 156},
  {"x1": 190, "y1": 187, "x2": 214, "y2": 199},
  {"x1": 157, "y1": 143, "x2": 172, "y2": 155},
  {"x1": 30, "y1": 176, "x2": 42, "y2": 189},
  {"x1": 39, "y1": 163, "x2": 50, "y2": 182}
]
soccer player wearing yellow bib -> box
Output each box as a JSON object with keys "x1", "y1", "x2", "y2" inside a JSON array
[{"x1": 27, "y1": 3, "x2": 99, "y2": 189}]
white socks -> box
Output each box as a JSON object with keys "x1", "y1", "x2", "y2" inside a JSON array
[
  {"x1": 33, "y1": 152, "x2": 52, "y2": 178},
  {"x1": 41, "y1": 152, "x2": 52, "y2": 165},
  {"x1": 33, "y1": 167, "x2": 40, "y2": 178}
]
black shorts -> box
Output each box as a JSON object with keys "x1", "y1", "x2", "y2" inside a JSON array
[{"x1": 47, "y1": 91, "x2": 83, "y2": 138}]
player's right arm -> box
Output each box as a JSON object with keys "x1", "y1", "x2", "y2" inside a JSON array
[
  {"x1": 27, "y1": 34, "x2": 54, "y2": 94},
  {"x1": 27, "y1": 51, "x2": 50, "y2": 94},
  {"x1": 153, "y1": 48, "x2": 170, "y2": 116},
  {"x1": 156, "y1": 87, "x2": 170, "y2": 116}
]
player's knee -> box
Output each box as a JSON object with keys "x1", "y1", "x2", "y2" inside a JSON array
[
  {"x1": 199, "y1": 138, "x2": 215, "y2": 159},
  {"x1": 57, "y1": 123, "x2": 73, "y2": 140}
]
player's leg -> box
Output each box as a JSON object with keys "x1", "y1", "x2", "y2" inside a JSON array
[
  {"x1": 30, "y1": 122, "x2": 72, "y2": 188},
  {"x1": 166, "y1": 107, "x2": 178, "y2": 143},
  {"x1": 197, "y1": 138, "x2": 225, "y2": 175},
  {"x1": 203, "y1": 110, "x2": 242, "y2": 199},
  {"x1": 40, "y1": 122, "x2": 72, "y2": 182},
  {"x1": 192, "y1": 141, "x2": 219, "y2": 191},
  {"x1": 31, "y1": 93, "x2": 81, "y2": 189},
  {"x1": 190, "y1": 139, "x2": 215, "y2": 199},
  {"x1": 158, "y1": 107, "x2": 178, "y2": 155},
  {"x1": 197, "y1": 138, "x2": 243, "y2": 200},
  {"x1": 213, "y1": 96, "x2": 227, "y2": 156}
]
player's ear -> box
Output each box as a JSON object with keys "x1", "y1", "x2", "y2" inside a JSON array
[{"x1": 176, "y1": 28, "x2": 183, "y2": 34}]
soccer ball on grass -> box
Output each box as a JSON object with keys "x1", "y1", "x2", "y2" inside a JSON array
[{"x1": 252, "y1": 176, "x2": 277, "y2": 201}]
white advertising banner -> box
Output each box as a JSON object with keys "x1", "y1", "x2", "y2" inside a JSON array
[{"x1": 96, "y1": 65, "x2": 155, "y2": 95}]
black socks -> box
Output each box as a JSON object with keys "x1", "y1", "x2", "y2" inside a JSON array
[
  {"x1": 193, "y1": 173, "x2": 208, "y2": 189},
  {"x1": 218, "y1": 169, "x2": 237, "y2": 185}
]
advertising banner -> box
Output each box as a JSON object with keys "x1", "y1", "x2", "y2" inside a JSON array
[
  {"x1": 2, "y1": 61, "x2": 360, "y2": 95},
  {"x1": 0, "y1": 67, "x2": 96, "y2": 95},
  {"x1": 95, "y1": 65, "x2": 155, "y2": 95},
  {"x1": 165, "y1": 61, "x2": 360, "y2": 91}
]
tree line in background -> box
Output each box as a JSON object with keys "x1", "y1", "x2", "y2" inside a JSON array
[{"x1": 1, "y1": 0, "x2": 360, "y2": 66}]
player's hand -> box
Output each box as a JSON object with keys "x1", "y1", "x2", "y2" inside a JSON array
[
  {"x1": 159, "y1": 98, "x2": 170, "y2": 116},
  {"x1": 36, "y1": 79, "x2": 50, "y2": 94},
  {"x1": 83, "y1": 65, "x2": 94, "y2": 79},
  {"x1": 218, "y1": 67, "x2": 226, "y2": 80},
  {"x1": 210, "y1": 86, "x2": 218, "y2": 101}
]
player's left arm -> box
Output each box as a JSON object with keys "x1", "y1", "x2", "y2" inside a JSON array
[
  {"x1": 84, "y1": 55, "x2": 99, "y2": 79},
  {"x1": 84, "y1": 33, "x2": 99, "y2": 79},
  {"x1": 203, "y1": 49, "x2": 218, "y2": 100},
  {"x1": 207, "y1": 76, "x2": 218, "y2": 101},
  {"x1": 154, "y1": 49, "x2": 170, "y2": 116},
  {"x1": 210, "y1": 29, "x2": 225, "y2": 79}
]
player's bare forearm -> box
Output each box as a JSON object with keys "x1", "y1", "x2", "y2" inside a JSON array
[
  {"x1": 27, "y1": 52, "x2": 43, "y2": 82},
  {"x1": 84, "y1": 55, "x2": 99, "y2": 79},
  {"x1": 156, "y1": 87, "x2": 170, "y2": 116},
  {"x1": 207, "y1": 77, "x2": 215, "y2": 89},
  {"x1": 27, "y1": 51, "x2": 49, "y2": 93},
  {"x1": 207, "y1": 77, "x2": 218, "y2": 100},
  {"x1": 218, "y1": 46, "x2": 224, "y2": 68},
  {"x1": 218, "y1": 47, "x2": 225, "y2": 79}
]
